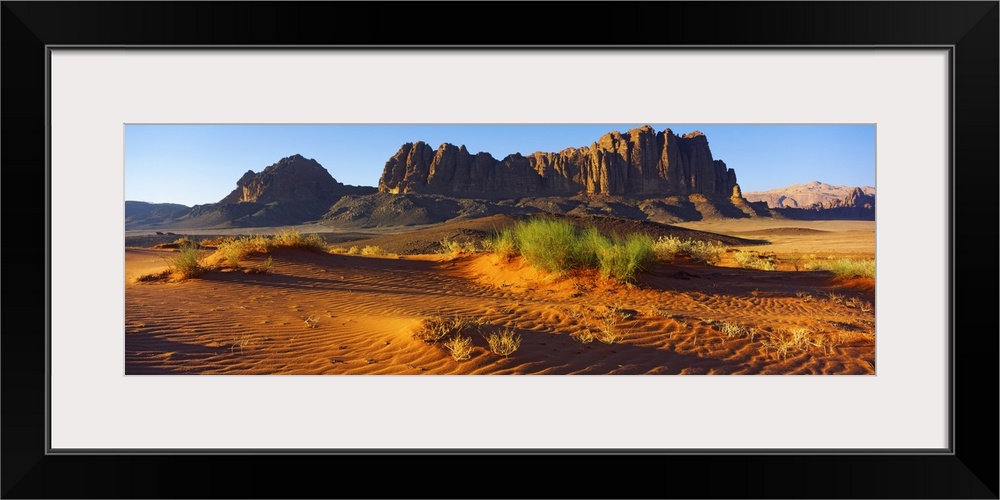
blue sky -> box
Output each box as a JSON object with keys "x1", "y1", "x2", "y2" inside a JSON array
[{"x1": 125, "y1": 124, "x2": 875, "y2": 207}]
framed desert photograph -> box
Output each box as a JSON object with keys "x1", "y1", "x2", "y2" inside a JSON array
[
  {"x1": 123, "y1": 123, "x2": 876, "y2": 376},
  {"x1": 51, "y1": 48, "x2": 950, "y2": 453},
  {"x1": 52, "y1": 49, "x2": 946, "y2": 453},
  {"x1": 5, "y1": 2, "x2": 996, "y2": 498}
]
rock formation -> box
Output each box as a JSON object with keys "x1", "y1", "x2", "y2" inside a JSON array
[
  {"x1": 378, "y1": 126, "x2": 739, "y2": 199},
  {"x1": 149, "y1": 154, "x2": 376, "y2": 228},
  {"x1": 217, "y1": 154, "x2": 346, "y2": 206},
  {"x1": 743, "y1": 181, "x2": 875, "y2": 209},
  {"x1": 743, "y1": 182, "x2": 876, "y2": 221},
  {"x1": 819, "y1": 187, "x2": 875, "y2": 210}
]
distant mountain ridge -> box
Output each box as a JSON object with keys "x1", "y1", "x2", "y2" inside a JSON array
[
  {"x1": 743, "y1": 181, "x2": 875, "y2": 209},
  {"x1": 125, "y1": 145, "x2": 875, "y2": 230}
]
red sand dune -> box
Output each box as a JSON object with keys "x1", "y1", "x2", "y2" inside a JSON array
[{"x1": 126, "y1": 244, "x2": 875, "y2": 375}]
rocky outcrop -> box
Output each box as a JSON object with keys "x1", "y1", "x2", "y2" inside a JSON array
[
  {"x1": 129, "y1": 154, "x2": 376, "y2": 229},
  {"x1": 820, "y1": 187, "x2": 875, "y2": 210},
  {"x1": 218, "y1": 154, "x2": 345, "y2": 206},
  {"x1": 743, "y1": 181, "x2": 875, "y2": 209},
  {"x1": 378, "y1": 126, "x2": 739, "y2": 199}
]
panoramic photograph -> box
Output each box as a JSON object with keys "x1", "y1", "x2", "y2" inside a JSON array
[{"x1": 124, "y1": 124, "x2": 876, "y2": 375}]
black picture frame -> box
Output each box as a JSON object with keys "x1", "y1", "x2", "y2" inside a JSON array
[{"x1": 3, "y1": 2, "x2": 997, "y2": 498}]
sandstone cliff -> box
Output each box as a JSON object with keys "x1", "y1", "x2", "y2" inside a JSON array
[{"x1": 378, "y1": 126, "x2": 739, "y2": 199}]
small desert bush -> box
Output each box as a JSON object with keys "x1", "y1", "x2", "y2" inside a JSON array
[
  {"x1": 272, "y1": 228, "x2": 327, "y2": 252},
  {"x1": 168, "y1": 241, "x2": 207, "y2": 279},
  {"x1": 484, "y1": 327, "x2": 522, "y2": 357},
  {"x1": 595, "y1": 312, "x2": 625, "y2": 344},
  {"x1": 215, "y1": 236, "x2": 259, "y2": 265},
  {"x1": 360, "y1": 245, "x2": 394, "y2": 257},
  {"x1": 759, "y1": 327, "x2": 820, "y2": 360},
  {"x1": 346, "y1": 246, "x2": 360, "y2": 255},
  {"x1": 572, "y1": 328, "x2": 595, "y2": 344},
  {"x1": 486, "y1": 228, "x2": 518, "y2": 261},
  {"x1": 685, "y1": 240, "x2": 723, "y2": 265},
  {"x1": 513, "y1": 218, "x2": 580, "y2": 273},
  {"x1": 804, "y1": 258, "x2": 875, "y2": 279},
  {"x1": 221, "y1": 244, "x2": 243, "y2": 268},
  {"x1": 172, "y1": 237, "x2": 198, "y2": 247},
  {"x1": 572, "y1": 227, "x2": 607, "y2": 268},
  {"x1": 719, "y1": 321, "x2": 755, "y2": 340},
  {"x1": 443, "y1": 334, "x2": 474, "y2": 361},
  {"x1": 732, "y1": 250, "x2": 776, "y2": 271},
  {"x1": 760, "y1": 330, "x2": 797, "y2": 360},
  {"x1": 413, "y1": 315, "x2": 473, "y2": 344},
  {"x1": 439, "y1": 238, "x2": 478, "y2": 256},
  {"x1": 651, "y1": 235, "x2": 684, "y2": 261},
  {"x1": 826, "y1": 259, "x2": 875, "y2": 279},
  {"x1": 595, "y1": 234, "x2": 655, "y2": 282},
  {"x1": 214, "y1": 230, "x2": 325, "y2": 266},
  {"x1": 652, "y1": 236, "x2": 722, "y2": 265}
]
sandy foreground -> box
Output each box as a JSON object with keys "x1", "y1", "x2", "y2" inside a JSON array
[{"x1": 125, "y1": 221, "x2": 875, "y2": 375}]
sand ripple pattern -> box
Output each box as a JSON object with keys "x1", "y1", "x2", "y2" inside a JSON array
[{"x1": 126, "y1": 250, "x2": 875, "y2": 375}]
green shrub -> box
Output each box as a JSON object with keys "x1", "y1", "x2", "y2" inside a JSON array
[
  {"x1": 360, "y1": 245, "x2": 395, "y2": 257},
  {"x1": 221, "y1": 244, "x2": 243, "y2": 268},
  {"x1": 827, "y1": 259, "x2": 875, "y2": 279},
  {"x1": 272, "y1": 228, "x2": 327, "y2": 252},
  {"x1": 570, "y1": 227, "x2": 605, "y2": 268},
  {"x1": 804, "y1": 258, "x2": 875, "y2": 279},
  {"x1": 596, "y1": 234, "x2": 654, "y2": 283},
  {"x1": 513, "y1": 219, "x2": 580, "y2": 274},
  {"x1": 168, "y1": 241, "x2": 206, "y2": 279},
  {"x1": 487, "y1": 228, "x2": 518, "y2": 261},
  {"x1": 486, "y1": 218, "x2": 657, "y2": 283}
]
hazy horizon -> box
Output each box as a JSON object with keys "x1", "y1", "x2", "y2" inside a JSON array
[{"x1": 125, "y1": 124, "x2": 875, "y2": 206}]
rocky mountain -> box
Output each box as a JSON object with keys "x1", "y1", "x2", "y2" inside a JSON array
[
  {"x1": 125, "y1": 154, "x2": 375, "y2": 229},
  {"x1": 743, "y1": 181, "x2": 875, "y2": 220},
  {"x1": 378, "y1": 126, "x2": 740, "y2": 200},
  {"x1": 126, "y1": 139, "x2": 874, "y2": 230},
  {"x1": 125, "y1": 201, "x2": 190, "y2": 227},
  {"x1": 216, "y1": 154, "x2": 346, "y2": 206},
  {"x1": 743, "y1": 181, "x2": 875, "y2": 209}
]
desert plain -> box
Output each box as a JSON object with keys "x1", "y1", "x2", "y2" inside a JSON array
[{"x1": 124, "y1": 216, "x2": 875, "y2": 375}]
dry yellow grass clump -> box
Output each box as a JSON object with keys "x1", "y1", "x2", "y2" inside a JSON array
[{"x1": 484, "y1": 328, "x2": 521, "y2": 357}]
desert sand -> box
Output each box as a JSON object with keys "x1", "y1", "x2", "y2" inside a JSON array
[{"x1": 125, "y1": 218, "x2": 875, "y2": 375}]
